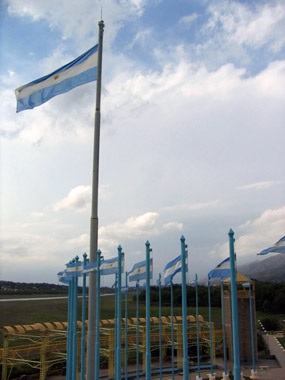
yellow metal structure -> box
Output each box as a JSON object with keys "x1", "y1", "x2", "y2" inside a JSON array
[{"x1": 0, "y1": 315, "x2": 218, "y2": 380}]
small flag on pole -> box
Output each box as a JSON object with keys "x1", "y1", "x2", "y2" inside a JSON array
[
  {"x1": 66, "y1": 261, "x2": 83, "y2": 275},
  {"x1": 208, "y1": 257, "x2": 231, "y2": 279},
  {"x1": 164, "y1": 254, "x2": 188, "y2": 285},
  {"x1": 57, "y1": 270, "x2": 71, "y2": 284},
  {"x1": 15, "y1": 45, "x2": 98, "y2": 112},
  {"x1": 128, "y1": 259, "x2": 153, "y2": 282},
  {"x1": 83, "y1": 261, "x2": 98, "y2": 274},
  {"x1": 257, "y1": 236, "x2": 285, "y2": 255},
  {"x1": 100, "y1": 253, "x2": 124, "y2": 275}
]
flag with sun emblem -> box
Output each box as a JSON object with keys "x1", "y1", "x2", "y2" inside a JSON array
[
  {"x1": 100, "y1": 253, "x2": 125, "y2": 275},
  {"x1": 15, "y1": 44, "x2": 98, "y2": 112},
  {"x1": 65, "y1": 261, "x2": 83, "y2": 276},
  {"x1": 128, "y1": 259, "x2": 153, "y2": 282}
]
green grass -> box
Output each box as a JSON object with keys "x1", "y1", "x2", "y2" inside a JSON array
[{"x1": 0, "y1": 294, "x2": 224, "y2": 347}]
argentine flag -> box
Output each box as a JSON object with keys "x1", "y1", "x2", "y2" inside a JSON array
[
  {"x1": 15, "y1": 44, "x2": 98, "y2": 112},
  {"x1": 164, "y1": 253, "x2": 188, "y2": 286},
  {"x1": 257, "y1": 236, "x2": 285, "y2": 255},
  {"x1": 100, "y1": 253, "x2": 125, "y2": 275},
  {"x1": 66, "y1": 261, "x2": 83, "y2": 275},
  {"x1": 128, "y1": 259, "x2": 153, "y2": 282},
  {"x1": 82, "y1": 260, "x2": 98, "y2": 274},
  {"x1": 208, "y1": 257, "x2": 231, "y2": 279}
]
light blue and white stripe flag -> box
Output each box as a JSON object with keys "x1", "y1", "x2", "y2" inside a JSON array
[
  {"x1": 257, "y1": 236, "x2": 285, "y2": 255},
  {"x1": 57, "y1": 270, "x2": 71, "y2": 284},
  {"x1": 164, "y1": 254, "x2": 188, "y2": 286},
  {"x1": 15, "y1": 44, "x2": 98, "y2": 112},
  {"x1": 66, "y1": 261, "x2": 83, "y2": 276},
  {"x1": 128, "y1": 259, "x2": 153, "y2": 283},
  {"x1": 82, "y1": 261, "x2": 98, "y2": 274},
  {"x1": 208, "y1": 257, "x2": 231, "y2": 279},
  {"x1": 100, "y1": 253, "x2": 125, "y2": 275}
]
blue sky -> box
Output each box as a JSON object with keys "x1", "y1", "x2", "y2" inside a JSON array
[{"x1": 1, "y1": 0, "x2": 285, "y2": 285}]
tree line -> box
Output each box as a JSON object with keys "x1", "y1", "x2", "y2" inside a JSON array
[{"x1": 137, "y1": 281, "x2": 285, "y2": 314}]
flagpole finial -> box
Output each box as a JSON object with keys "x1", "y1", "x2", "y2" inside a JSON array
[
  {"x1": 97, "y1": 249, "x2": 101, "y2": 255},
  {"x1": 180, "y1": 235, "x2": 185, "y2": 242},
  {"x1": 228, "y1": 228, "x2": 234, "y2": 236},
  {"x1": 75, "y1": 255, "x2": 79, "y2": 262},
  {"x1": 145, "y1": 240, "x2": 150, "y2": 246},
  {"x1": 118, "y1": 245, "x2": 122, "y2": 250},
  {"x1": 83, "y1": 252, "x2": 87, "y2": 259}
]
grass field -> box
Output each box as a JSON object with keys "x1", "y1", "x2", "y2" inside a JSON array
[
  {"x1": 0, "y1": 294, "x2": 224, "y2": 347},
  {"x1": 1, "y1": 293, "x2": 284, "y2": 347}
]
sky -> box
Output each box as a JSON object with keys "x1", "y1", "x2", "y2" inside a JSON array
[{"x1": 1, "y1": 0, "x2": 285, "y2": 286}]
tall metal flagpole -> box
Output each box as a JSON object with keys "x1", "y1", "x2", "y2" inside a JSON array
[
  {"x1": 180, "y1": 236, "x2": 189, "y2": 380},
  {"x1": 228, "y1": 229, "x2": 240, "y2": 380},
  {"x1": 86, "y1": 19, "x2": 104, "y2": 380}
]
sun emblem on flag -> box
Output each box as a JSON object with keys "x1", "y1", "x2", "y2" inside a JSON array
[
  {"x1": 54, "y1": 74, "x2": 59, "y2": 80},
  {"x1": 137, "y1": 269, "x2": 141, "y2": 273}
]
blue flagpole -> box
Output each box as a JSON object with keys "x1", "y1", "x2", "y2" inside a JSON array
[
  {"x1": 221, "y1": 279, "x2": 228, "y2": 377},
  {"x1": 158, "y1": 274, "x2": 162, "y2": 380},
  {"x1": 248, "y1": 274, "x2": 256, "y2": 376},
  {"x1": 67, "y1": 275, "x2": 72, "y2": 380},
  {"x1": 171, "y1": 281, "x2": 174, "y2": 380},
  {"x1": 115, "y1": 273, "x2": 118, "y2": 380},
  {"x1": 136, "y1": 281, "x2": 139, "y2": 380},
  {"x1": 228, "y1": 229, "x2": 240, "y2": 380},
  {"x1": 95, "y1": 250, "x2": 102, "y2": 380},
  {"x1": 125, "y1": 272, "x2": 128, "y2": 380},
  {"x1": 195, "y1": 274, "x2": 201, "y2": 379},
  {"x1": 208, "y1": 278, "x2": 213, "y2": 377},
  {"x1": 145, "y1": 241, "x2": 152, "y2": 380},
  {"x1": 180, "y1": 236, "x2": 189, "y2": 380},
  {"x1": 70, "y1": 275, "x2": 75, "y2": 380},
  {"x1": 116, "y1": 246, "x2": 123, "y2": 380},
  {"x1": 73, "y1": 256, "x2": 79, "y2": 380},
  {"x1": 80, "y1": 253, "x2": 88, "y2": 380}
]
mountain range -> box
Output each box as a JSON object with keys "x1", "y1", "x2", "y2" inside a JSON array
[{"x1": 238, "y1": 254, "x2": 285, "y2": 282}]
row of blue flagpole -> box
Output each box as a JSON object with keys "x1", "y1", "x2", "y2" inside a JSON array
[{"x1": 58, "y1": 229, "x2": 261, "y2": 380}]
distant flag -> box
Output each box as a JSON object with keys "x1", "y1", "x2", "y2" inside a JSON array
[
  {"x1": 66, "y1": 261, "x2": 83, "y2": 276},
  {"x1": 164, "y1": 254, "x2": 188, "y2": 286},
  {"x1": 128, "y1": 259, "x2": 153, "y2": 282},
  {"x1": 208, "y1": 257, "x2": 231, "y2": 279},
  {"x1": 15, "y1": 44, "x2": 98, "y2": 112},
  {"x1": 57, "y1": 270, "x2": 71, "y2": 284},
  {"x1": 100, "y1": 253, "x2": 124, "y2": 275},
  {"x1": 257, "y1": 236, "x2": 285, "y2": 255}
]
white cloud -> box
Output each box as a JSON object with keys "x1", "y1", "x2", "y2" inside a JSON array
[
  {"x1": 179, "y1": 13, "x2": 198, "y2": 26},
  {"x1": 31, "y1": 211, "x2": 45, "y2": 218},
  {"x1": 7, "y1": 0, "x2": 147, "y2": 47},
  {"x1": 205, "y1": 1, "x2": 285, "y2": 52},
  {"x1": 210, "y1": 206, "x2": 285, "y2": 260},
  {"x1": 98, "y1": 211, "x2": 183, "y2": 249},
  {"x1": 54, "y1": 186, "x2": 91, "y2": 212},
  {"x1": 67, "y1": 233, "x2": 89, "y2": 249},
  {"x1": 163, "y1": 200, "x2": 221, "y2": 213},
  {"x1": 237, "y1": 180, "x2": 281, "y2": 191},
  {"x1": 162, "y1": 222, "x2": 183, "y2": 231}
]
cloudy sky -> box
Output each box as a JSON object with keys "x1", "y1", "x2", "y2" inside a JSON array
[{"x1": 1, "y1": 0, "x2": 285, "y2": 285}]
